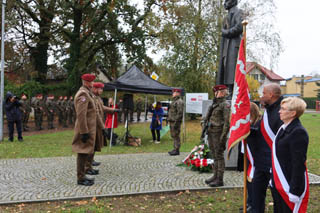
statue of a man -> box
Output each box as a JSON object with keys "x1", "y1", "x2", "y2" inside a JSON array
[{"x1": 216, "y1": 0, "x2": 243, "y2": 96}]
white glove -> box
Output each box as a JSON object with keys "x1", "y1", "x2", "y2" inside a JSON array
[{"x1": 289, "y1": 193, "x2": 300, "y2": 203}]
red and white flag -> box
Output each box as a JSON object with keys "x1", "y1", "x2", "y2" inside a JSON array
[{"x1": 227, "y1": 38, "x2": 251, "y2": 157}]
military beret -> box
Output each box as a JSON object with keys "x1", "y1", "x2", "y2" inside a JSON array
[
  {"x1": 64, "y1": 96, "x2": 68, "y2": 99},
  {"x1": 48, "y1": 94, "x2": 54, "y2": 98},
  {"x1": 172, "y1": 88, "x2": 182, "y2": 93},
  {"x1": 93, "y1": 82, "x2": 104, "y2": 88},
  {"x1": 213, "y1": 84, "x2": 228, "y2": 92},
  {"x1": 36, "y1": 93, "x2": 43, "y2": 97},
  {"x1": 81, "y1": 73, "x2": 96, "y2": 82}
]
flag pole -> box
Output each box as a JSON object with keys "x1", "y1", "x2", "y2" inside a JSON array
[{"x1": 242, "y1": 20, "x2": 248, "y2": 213}]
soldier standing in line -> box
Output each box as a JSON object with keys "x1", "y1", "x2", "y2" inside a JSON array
[
  {"x1": 72, "y1": 73, "x2": 97, "y2": 186},
  {"x1": 117, "y1": 99, "x2": 123, "y2": 123},
  {"x1": 45, "y1": 94, "x2": 56, "y2": 129},
  {"x1": 136, "y1": 98, "x2": 143, "y2": 122},
  {"x1": 32, "y1": 94, "x2": 44, "y2": 131},
  {"x1": 167, "y1": 88, "x2": 184, "y2": 156},
  {"x1": 203, "y1": 85, "x2": 230, "y2": 187},
  {"x1": 20, "y1": 93, "x2": 31, "y2": 131},
  {"x1": 68, "y1": 96, "x2": 75, "y2": 126},
  {"x1": 62, "y1": 96, "x2": 69, "y2": 128},
  {"x1": 56, "y1": 96, "x2": 64, "y2": 126}
]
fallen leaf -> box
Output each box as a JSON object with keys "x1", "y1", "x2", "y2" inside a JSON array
[
  {"x1": 176, "y1": 192, "x2": 183, "y2": 196},
  {"x1": 160, "y1": 196, "x2": 166, "y2": 200},
  {"x1": 91, "y1": 197, "x2": 97, "y2": 202},
  {"x1": 42, "y1": 177, "x2": 47, "y2": 181},
  {"x1": 185, "y1": 190, "x2": 190, "y2": 194}
]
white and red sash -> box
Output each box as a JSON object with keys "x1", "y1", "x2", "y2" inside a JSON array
[
  {"x1": 272, "y1": 126, "x2": 309, "y2": 213},
  {"x1": 241, "y1": 140, "x2": 254, "y2": 181},
  {"x1": 260, "y1": 110, "x2": 274, "y2": 149}
]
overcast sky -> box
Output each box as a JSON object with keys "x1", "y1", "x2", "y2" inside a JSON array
[{"x1": 275, "y1": 0, "x2": 320, "y2": 79}]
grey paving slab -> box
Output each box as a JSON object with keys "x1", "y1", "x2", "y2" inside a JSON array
[{"x1": 0, "y1": 153, "x2": 319, "y2": 204}]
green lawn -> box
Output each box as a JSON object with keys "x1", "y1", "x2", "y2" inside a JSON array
[
  {"x1": 0, "y1": 113, "x2": 319, "y2": 174},
  {"x1": 0, "y1": 114, "x2": 319, "y2": 212}
]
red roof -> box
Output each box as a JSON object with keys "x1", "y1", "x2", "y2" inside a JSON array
[{"x1": 246, "y1": 62, "x2": 284, "y2": 81}]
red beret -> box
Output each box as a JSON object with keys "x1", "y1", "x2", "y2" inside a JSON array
[
  {"x1": 213, "y1": 84, "x2": 228, "y2": 92},
  {"x1": 36, "y1": 94, "x2": 43, "y2": 97},
  {"x1": 48, "y1": 94, "x2": 54, "y2": 98},
  {"x1": 81, "y1": 73, "x2": 96, "y2": 82},
  {"x1": 172, "y1": 88, "x2": 182, "y2": 93},
  {"x1": 93, "y1": 82, "x2": 104, "y2": 88},
  {"x1": 64, "y1": 96, "x2": 68, "y2": 99}
]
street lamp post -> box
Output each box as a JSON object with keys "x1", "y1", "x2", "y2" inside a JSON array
[{"x1": 0, "y1": 0, "x2": 6, "y2": 141}]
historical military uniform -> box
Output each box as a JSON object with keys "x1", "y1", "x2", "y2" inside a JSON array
[
  {"x1": 84, "y1": 83, "x2": 105, "y2": 175},
  {"x1": 20, "y1": 95, "x2": 32, "y2": 131},
  {"x1": 32, "y1": 95, "x2": 44, "y2": 130},
  {"x1": 136, "y1": 98, "x2": 143, "y2": 122},
  {"x1": 45, "y1": 95, "x2": 56, "y2": 129},
  {"x1": 72, "y1": 74, "x2": 97, "y2": 186},
  {"x1": 204, "y1": 85, "x2": 230, "y2": 187},
  {"x1": 168, "y1": 88, "x2": 184, "y2": 156}
]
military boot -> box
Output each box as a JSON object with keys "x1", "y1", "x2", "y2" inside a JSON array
[
  {"x1": 209, "y1": 160, "x2": 224, "y2": 187},
  {"x1": 168, "y1": 149, "x2": 180, "y2": 156},
  {"x1": 205, "y1": 164, "x2": 217, "y2": 184},
  {"x1": 209, "y1": 174, "x2": 224, "y2": 187}
]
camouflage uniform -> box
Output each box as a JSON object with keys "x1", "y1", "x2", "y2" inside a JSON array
[
  {"x1": 68, "y1": 97, "x2": 75, "y2": 126},
  {"x1": 20, "y1": 98, "x2": 32, "y2": 131},
  {"x1": 136, "y1": 99, "x2": 143, "y2": 122},
  {"x1": 32, "y1": 98, "x2": 44, "y2": 130},
  {"x1": 45, "y1": 98, "x2": 56, "y2": 129},
  {"x1": 204, "y1": 97, "x2": 230, "y2": 186},
  {"x1": 56, "y1": 97, "x2": 64, "y2": 126},
  {"x1": 61, "y1": 99, "x2": 69, "y2": 127},
  {"x1": 167, "y1": 95, "x2": 184, "y2": 151}
]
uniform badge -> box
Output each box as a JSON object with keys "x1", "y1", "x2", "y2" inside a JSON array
[{"x1": 80, "y1": 96, "x2": 86, "y2": 102}]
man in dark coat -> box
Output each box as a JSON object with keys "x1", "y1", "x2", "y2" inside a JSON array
[
  {"x1": 5, "y1": 91, "x2": 23, "y2": 142},
  {"x1": 250, "y1": 83, "x2": 283, "y2": 213},
  {"x1": 216, "y1": 0, "x2": 243, "y2": 95}
]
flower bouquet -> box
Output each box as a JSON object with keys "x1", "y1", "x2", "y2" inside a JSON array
[{"x1": 181, "y1": 144, "x2": 214, "y2": 173}]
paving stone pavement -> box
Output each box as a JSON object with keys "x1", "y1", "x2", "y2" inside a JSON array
[{"x1": 0, "y1": 153, "x2": 319, "y2": 204}]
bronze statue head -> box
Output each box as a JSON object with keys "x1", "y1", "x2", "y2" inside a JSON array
[{"x1": 224, "y1": 0, "x2": 238, "y2": 10}]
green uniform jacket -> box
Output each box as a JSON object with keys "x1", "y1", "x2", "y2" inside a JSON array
[
  {"x1": 204, "y1": 97, "x2": 230, "y2": 141},
  {"x1": 167, "y1": 96, "x2": 184, "y2": 122}
]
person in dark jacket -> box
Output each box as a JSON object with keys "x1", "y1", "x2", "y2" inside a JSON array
[
  {"x1": 271, "y1": 97, "x2": 309, "y2": 213},
  {"x1": 250, "y1": 83, "x2": 283, "y2": 213},
  {"x1": 5, "y1": 91, "x2": 23, "y2": 142},
  {"x1": 149, "y1": 102, "x2": 164, "y2": 144}
]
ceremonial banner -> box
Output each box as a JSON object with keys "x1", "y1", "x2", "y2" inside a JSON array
[{"x1": 227, "y1": 38, "x2": 251, "y2": 157}]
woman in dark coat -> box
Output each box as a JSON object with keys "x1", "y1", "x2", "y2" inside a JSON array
[
  {"x1": 149, "y1": 102, "x2": 164, "y2": 144},
  {"x1": 271, "y1": 97, "x2": 309, "y2": 213},
  {"x1": 5, "y1": 91, "x2": 23, "y2": 142}
]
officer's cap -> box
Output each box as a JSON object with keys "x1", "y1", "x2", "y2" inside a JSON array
[
  {"x1": 81, "y1": 73, "x2": 96, "y2": 82},
  {"x1": 213, "y1": 84, "x2": 228, "y2": 92}
]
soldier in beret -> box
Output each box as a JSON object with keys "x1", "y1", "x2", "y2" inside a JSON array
[
  {"x1": 20, "y1": 93, "x2": 31, "y2": 131},
  {"x1": 32, "y1": 94, "x2": 44, "y2": 131},
  {"x1": 204, "y1": 84, "x2": 230, "y2": 187},
  {"x1": 45, "y1": 95, "x2": 56, "y2": 129},
  {"x1": 168, "y1": 88, "x2": 184, "y2": 156},
  {"x1": 72, "y1": 73, "x2": 97, "y2": 186}
]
